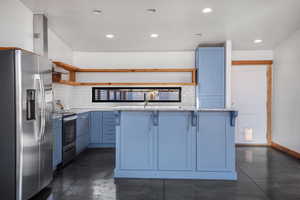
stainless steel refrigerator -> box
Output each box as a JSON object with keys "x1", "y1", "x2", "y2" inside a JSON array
[{"x1": 0, "y1": 49, "x2": 53, "y2": 200}]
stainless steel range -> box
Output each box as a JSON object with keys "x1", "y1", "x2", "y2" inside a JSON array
[{"x1": 62, "y1": 113, "x2": 77, "y2": 166}]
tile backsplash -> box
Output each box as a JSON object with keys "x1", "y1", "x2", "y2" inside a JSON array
[{"x1": 53, "y1": 83, "x2": 73, "y2": 110}]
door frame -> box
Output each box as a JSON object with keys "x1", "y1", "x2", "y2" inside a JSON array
[{"x1": 231, "y1": 60, "x2": 273, "y2": 146}]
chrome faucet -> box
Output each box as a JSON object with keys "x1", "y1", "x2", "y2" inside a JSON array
[{"x1": 144, "y1": 99, "x2": 149, "y2": 108}]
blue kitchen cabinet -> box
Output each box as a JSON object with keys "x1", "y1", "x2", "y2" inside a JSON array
[
  {"x1": 196, "y1": 47, "x2": 225, "y2": 108},
  {"x1": 76, "y1": 135, "x2": 89, "y2": 154},
  {"x1": 197, "y1": 112, "x2": 235, "y2": 172},
  {"x1": 76, "y1": 112, "x2": 90, "y2": 155},
  {"x1": 118, "y1": 111, "x2": 156, "y2": 170},
  {"x1": 89, "y1": 111, "x2": 116, "y2": 147},
  {"x1": 77, "y1": 112, "x2": 90, "y2": 137},
  {"x1": 158, "y1": 112, "x2": 196, "y2": 171},
  {"x1": 102, "y1": 111, "x2": 116, "y2": 144},
  {"x1": 89, "y1": 111, "x2": 102, "y2": 144},
  {"x1": 115, "y1": 111, "x2": 237, "y2": 180},
  {"x1": 53, "y1": 117, "x2": 62, "y2": 170}
]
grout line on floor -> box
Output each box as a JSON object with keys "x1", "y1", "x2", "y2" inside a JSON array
[{"x1": 238, "y1": 165, "x2": 271, "y2": 200}]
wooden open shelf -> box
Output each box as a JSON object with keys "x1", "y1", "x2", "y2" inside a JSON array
[{"x1": 53, "y1": 61, "x2": 197, "y2": 86}]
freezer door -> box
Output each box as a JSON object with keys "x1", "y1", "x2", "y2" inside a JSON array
[
  {"x1": 16, "y1": 50, "x2": 41, "y2": 200},
  {"x1": 38, "y1": 56, "x2": 53, "y2": 190}
]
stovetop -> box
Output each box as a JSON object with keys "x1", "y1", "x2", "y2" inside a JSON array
[{"x1": 55, "y1": 111, "x2": 76, "y2": 117}]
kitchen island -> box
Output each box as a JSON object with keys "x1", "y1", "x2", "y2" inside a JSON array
[{"x1": 114, "y1": 109, "x2": 238, "y2": 180}]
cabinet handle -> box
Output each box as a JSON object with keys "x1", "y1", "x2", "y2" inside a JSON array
[
  {"x1": 191, "y1": 111, "x2": 197, "y2": 127},
  {"x1": 148, "y1": 117, "x2": 152, "y2": 133},
  {"x1": 114, "y1": 111, "x2": 121, "y2": 126},
  {"x1": 230, "y1": 111, "x2": 238, "y2": 127},
  {"x1": 152, "y1": 111, "x2": 159, "y2": 126},
  {"x1": 187, "y1": 112, "x2": 191, "y2": 131}
]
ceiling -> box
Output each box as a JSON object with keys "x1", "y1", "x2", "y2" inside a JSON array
[{"x1": 21, "y1": 0, "x2": 300, "y2": 52}]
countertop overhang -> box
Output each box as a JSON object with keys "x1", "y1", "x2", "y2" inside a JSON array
[{"x1": 64, "y1": 107, "x2": 238, "y2": 114}]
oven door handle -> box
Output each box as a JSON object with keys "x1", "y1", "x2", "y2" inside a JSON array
[{"x1": 63, "y1": 116, "x2": 78, "y2": 122}]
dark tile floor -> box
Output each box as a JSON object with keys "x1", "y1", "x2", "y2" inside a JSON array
[{"x1": 31, "y1": 147, "x2": 300, "y2": 200}]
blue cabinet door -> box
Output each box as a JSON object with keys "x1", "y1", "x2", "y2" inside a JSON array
[
  {"x1": 89, "y1": 111, "x2": 102, "y2": 144},
  {"x1": 197, "y1": 112, "x2": 233, "y2": 171},
  {"x1": 196, "y1": 47, "x2": 225, "y2": 108},
  {"x1": 76, "y1": 112, "x2": 90, "y2": 155},
  {"x1": 158, "y1": 112, "x2": 196, "y2": 171},
  {"x1": 76, "y1": 135, "x2": 84, "y2": 154},
  {"x1": 119, "y1": 112, "x2": 156, "y2": 170},
  {"x1": 102, "y1": 111, "x2": 116, "y2": 144},
  {"x1": 53, "y1": 117, "x2": 62, "y2": 170},
  {"x1": 76, "y1": 134, "x2": 89, "y2": 154},
  {"x1": 77, "y1": 112, "x2": 90, "y2": 137}
]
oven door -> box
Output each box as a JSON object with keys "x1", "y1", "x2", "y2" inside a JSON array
[{"x1": 63, "y1": 115, "x2": 77, "y2": 148}]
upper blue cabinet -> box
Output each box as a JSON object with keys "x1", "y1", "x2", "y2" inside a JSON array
[{"x1": 196, "y1": 47, "x2": 226, "y2": 108}]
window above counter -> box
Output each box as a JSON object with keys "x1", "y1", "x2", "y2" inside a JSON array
[{"x1": 92, "y1": 87, "x2": 181, "y2": 103}]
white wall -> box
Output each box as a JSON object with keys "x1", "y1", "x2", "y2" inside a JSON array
[
  {"x1": 0, "y1": 0, "x2": 74, "y2": 109},
  {"x1": 0, "y1": 0, "x2": 33, "y2": 50},
  {"x1": 68, "y1": 50, "x2": 273, "y2": 109},
  {"x1": 48, "y1": 29, "x2": 73, "y2": 64},
  {"x1": 232, "y1": 50, "x2": 273, "y2": 61},
  {"x1": 73, "y1": 51, "x2": 194, "y2": 68},
  {"x1": 273, "y1": 28, "x2": 300, "y2": 153},
  {"x1": 74, "y1": 50, "x2": 273, "y2": 68},
  {"x1": 72, "y1": 51, "x2": 196, "y2": 108},
  {"x1": 0, "y1": 0, "x2": 73, "y2": 62},
  {"x1": 48, "y1": 29, "x2": 74, "y2": 109}
]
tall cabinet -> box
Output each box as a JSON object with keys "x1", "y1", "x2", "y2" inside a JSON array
[{"x1": 196, "y1": 46, "x2": 226, "y2": 108}]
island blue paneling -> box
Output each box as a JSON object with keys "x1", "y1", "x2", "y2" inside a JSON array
[
  {"x1": 196, "y1": 47, "x2": 225, "y2": 108},
  {"x1": 197, "y1": 112, "x2": 229, "y2": 171},
  {"x1": 53, "y1": 117, "x2": 62, "y2": 170},
  {"x1": 115, "y1": 111, "x2": 237, "y2": 180},
  {"x1": 158, "y1": 112, "x2": 196, "y2": 171},
  {"x1": 119, "y1": 112, "x2": 155, "y2": 170}
]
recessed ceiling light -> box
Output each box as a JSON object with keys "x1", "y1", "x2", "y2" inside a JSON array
[
  {"x1": 106, "y1": 34, "x2": 115, "y2": 39},
  {"x1": 92, "y1": 9, "x2": 102, "y2": 15},
  {"x1": 150, "y1": 33, "x2": 159, "y2": 38},
  {"x1": 254, "y1": 39, "x2": 263, "y2": 44},
  {"x1": 147, "y1": 8, "x2": 157, "y2": 13},
  {"x1": 202, "y1": 8, "x2": 213, "y2": 13}
]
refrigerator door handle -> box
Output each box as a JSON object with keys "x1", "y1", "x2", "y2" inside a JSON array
[
  {"x1": 33, "y1": 74, "x2": 41, "y2": 142},
  {"x1": 40, "y1": 78, "x2": 46, "y2": 141},
  {"x1": 34, "y1": 74, "x2": 44, "y2": 141}
]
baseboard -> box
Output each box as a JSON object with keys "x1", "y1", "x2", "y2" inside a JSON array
[
  {"x1": 114, "y1": 169, "x2": 237, "y2": 181},
  {"x1": 271, "y1": 142, "x2": 300, "y2": 159},
  {"x1": 236, "y1": 143, "x2": 269, "y2": 147}
]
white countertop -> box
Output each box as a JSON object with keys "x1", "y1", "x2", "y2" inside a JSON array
[{"x1": 66, "y1": 106, "x2": 237, "y2": 114}]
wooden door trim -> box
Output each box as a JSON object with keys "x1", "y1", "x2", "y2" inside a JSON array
[
  {"x1": 232, "y1": 60, "x2": 273, "y2": 146},
  {"x1": 232, "y1": 60, "x2": 273, "y2": 66}
]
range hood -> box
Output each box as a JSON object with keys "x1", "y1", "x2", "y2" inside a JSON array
[{"x1": 33, "y1": 14, "x2": 48, "y2": 57}]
